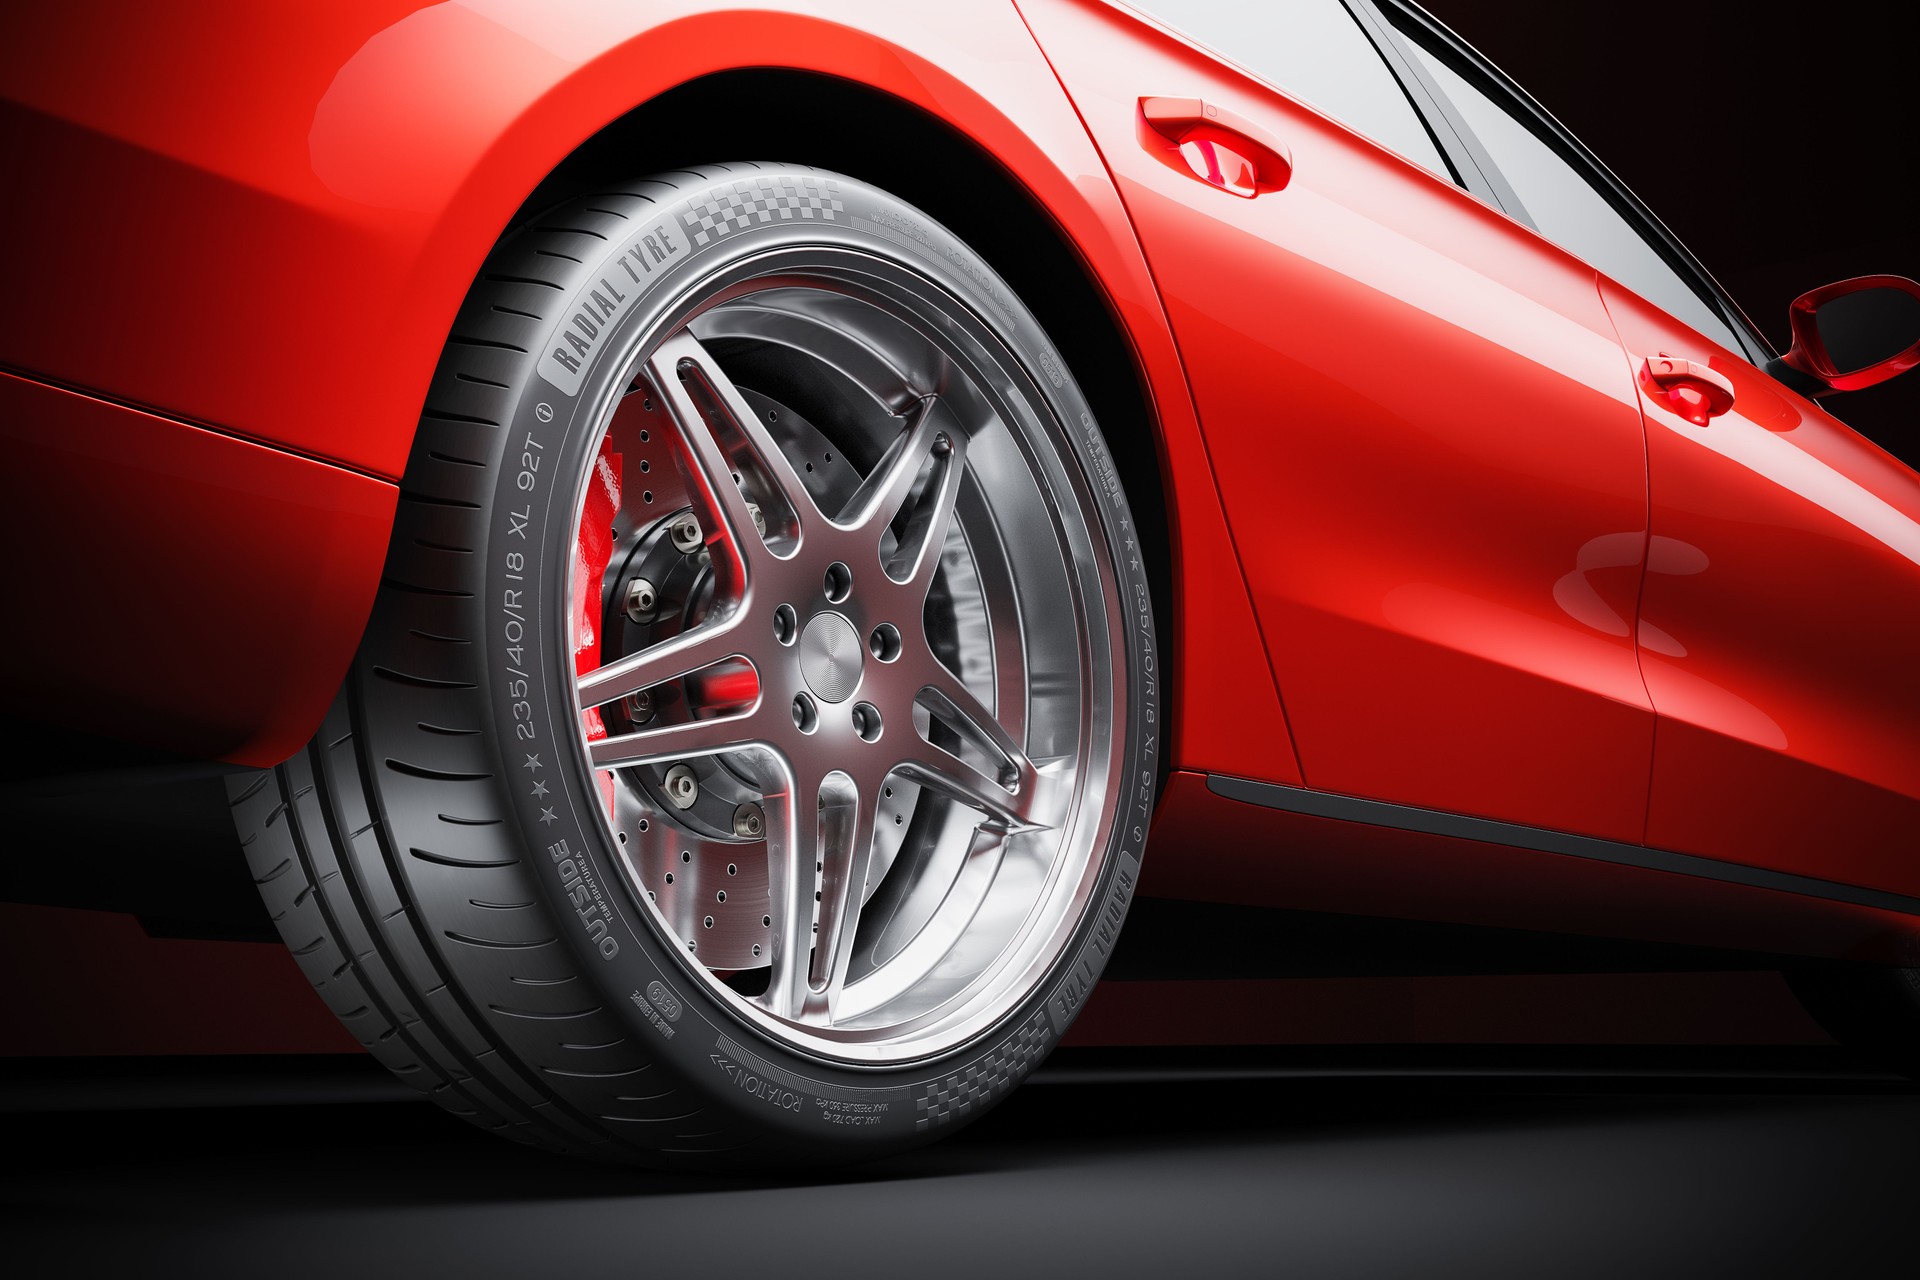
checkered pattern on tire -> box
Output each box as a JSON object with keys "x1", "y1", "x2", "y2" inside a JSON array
[
  {"x1": 914, "y1": 1010, "x2": 1052, "y2": 1130},
  {"x1": 680, "y1": 174, "x2": 845, "y2": 248}
]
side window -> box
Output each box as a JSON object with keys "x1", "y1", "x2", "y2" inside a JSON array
[
  {"x1": 1131, "y1": 0, "x2": 1450, "y2": 177},
  {"x1": 1397, "y1": 38, "x2": 1743, "y2": 352}
]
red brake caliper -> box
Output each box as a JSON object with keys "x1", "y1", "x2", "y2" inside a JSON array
[{"x1": 573, "y1": 433, "x2": 621, "y2": 817}]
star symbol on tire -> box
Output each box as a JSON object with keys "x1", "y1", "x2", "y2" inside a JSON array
[
  {"x1": 531, "y1": 779, "x2": 549, "y2": 799},
  {"x1": 539, "y1": 807, "x2": 558, "y2": 825},
  {"x1": 523, "y1": 753, "x2": 543, "y2": 772}
]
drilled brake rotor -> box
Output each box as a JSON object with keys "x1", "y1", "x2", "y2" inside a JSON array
[{"x1": 592, "y1": 383, "x2": 920, "y2": 969}]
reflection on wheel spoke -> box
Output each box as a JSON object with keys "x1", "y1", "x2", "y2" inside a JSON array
[{"x1": 567, "y1": 263, "x2": 1121, "y2": 1061}]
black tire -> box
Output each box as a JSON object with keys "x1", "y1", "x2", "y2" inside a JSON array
[{"x1": 230, "y1": 163, "x2": 1159, "y2": 1167}]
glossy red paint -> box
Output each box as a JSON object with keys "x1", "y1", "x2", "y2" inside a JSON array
[
  {"x1": 1599, "y1": 280, "x2": 1920, "y2": 900},
  {"x1": 1643, "y1": 355, "x2": 1736, "y2": 426},
  {"x1": 1142, "y1": 773, "x2": 1920, "y2": 964},
  {"x1": 0, "y1": 0, "x2": 1300, "y2": 784},
  {"x1": 0, "y1": 371, "x2": 394, "y2": 766},
  {"x1": 1025, "y1": 0, "x2": 1656, "y2": 843},
  {"x1": 1780, "y1": 274, "x2": 1920, "y2": 392},
  {"x1": 2, "y1": 0, "x2": 1916, "y2": 975},
  {"x1": 1138, "y1": 96, "x2": 1295, "y2": 197}
]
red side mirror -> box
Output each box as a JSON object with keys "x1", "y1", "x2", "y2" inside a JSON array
[{"x1": 1777, "y1": 274, "x2": 1920, "y2": 394}]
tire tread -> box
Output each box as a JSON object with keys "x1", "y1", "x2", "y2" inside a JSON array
[{"x1": 230, "y1": 169, "x2": 766, "y2": 1163}]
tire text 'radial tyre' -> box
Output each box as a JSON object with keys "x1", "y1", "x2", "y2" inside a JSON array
[{"x1": 230, "y1": 164, "x2": 1160, "y2": 1167}]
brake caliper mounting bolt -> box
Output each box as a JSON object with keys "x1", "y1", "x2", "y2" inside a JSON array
[
  {"x1": 624, "y1": 689, "x2": 655, "y2": 722},
  {"x1": 669, "y1": 513, "x2": 703, "y2": 554},
  {"x1": 663, "y1": 763, "x2": 699, "y2": 810},
  {"x1": 732, "y1": 803, "x2": 765, "y2": 840},
  {"x1": 623, "y1": 577, "x2": 659, "y2": 624}
]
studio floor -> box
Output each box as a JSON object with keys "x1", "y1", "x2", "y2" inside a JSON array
[{"x1": 4, "y1": 1049, "x2": 1915, "y2": 1279}]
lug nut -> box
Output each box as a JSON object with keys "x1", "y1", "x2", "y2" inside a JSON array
[
  {"x1": 623, "y1": 577, "x2": 659, "y2": 624},
  {"x1": 791, "y1": 693, "x2": 819, "y2": 734},
  {"x1": 732, "y1": 803, "x2": 765, "y2": 839},
  {"x1": 663, "y1": 763, "x2": 699, "y2": 810},
  {"x1": 669, "y1": 513, "x2": 703, "y2": 553},
  {"x1": 624, "y1": 689, "x2": 655, "y2": 722}
]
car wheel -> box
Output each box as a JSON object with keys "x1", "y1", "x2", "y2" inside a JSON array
[{"x1": 229, "y1": 163, "x2": 1160, "y2": 1167}]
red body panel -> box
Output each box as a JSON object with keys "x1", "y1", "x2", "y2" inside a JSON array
[
  {"x1": 1144, "y1": 773, "x2": 1920, "y2": 964},
  {"x1": 1598, "y1": 281, "x2": 1920, "y2": 897},
  {"x1": 1023, "y1": 0, "x2": 1656, "y2": 841},
  {"x1": 0, "y1": 0, "x2": 1299, "y2": 783},
  {"x1": 1, "y1": 0, "x2": 1915, "y2": 969},
  {"x1": 0, "y1": 371, "x2": 394, "y2": 765}
]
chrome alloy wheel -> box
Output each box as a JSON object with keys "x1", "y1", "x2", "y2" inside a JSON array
[{"x1": 563, "y1": 254, "x2": 1127, "y2": 1064}]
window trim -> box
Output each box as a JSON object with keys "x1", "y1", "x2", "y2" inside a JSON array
[
  {"x1": 1335, "y1": 0, "x2": 1513, "y2": 213},
  {"x1": 1355, "y1": 0, "x2": 1774, "y2": 364},
  {"x1": 1102, "y1": 0, "x2": 1467, "y2": 188}
]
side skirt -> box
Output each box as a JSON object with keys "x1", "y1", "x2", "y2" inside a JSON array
[{"x1": 1206, "y1": 774, "x2": 1920, "y2": 919}]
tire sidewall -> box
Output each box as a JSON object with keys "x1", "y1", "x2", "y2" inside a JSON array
[{"x1": 475, "y1": 167, "x2": 1158, "y2": 1148}]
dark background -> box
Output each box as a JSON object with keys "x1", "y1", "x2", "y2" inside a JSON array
[
  {"x1": 1425, "y1": 0, "x2": 1917, "y2": 459},
  {"x1": 3, "y1": 6, "x2": 1918, "y2": 1274}
]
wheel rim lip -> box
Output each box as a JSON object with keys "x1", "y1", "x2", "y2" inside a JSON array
[{"x1": 553, "y1": 242, "x2": 1129, "y2": 1066}]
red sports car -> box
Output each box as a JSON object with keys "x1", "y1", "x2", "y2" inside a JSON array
[{"x1": 5, "y1": 0, "x2": 1919, "y2": 1166}]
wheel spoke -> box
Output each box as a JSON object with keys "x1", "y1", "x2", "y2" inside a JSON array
[
  {"x1": 831, "y1": 823, "x2": 1012, "y2": 1023},
  {"x1": 648, "y1": 330, "x2": 817, "y2": 554},
  {"x1": 575, "y1": 618, "x2": 748, "y2": 710},
  {"x1": 840, "y1": 397, "x2": 967, "y2": 593},
  {"x1": 558, "y1": 263, "x2": 1123, "y2": 1059},
  {"x1": 902, "y1": 664, "x2": 1041, "y2": 831},
  {"x1": 809, "y1": 774, "x2": 881, "y2": 1010},
  {"x1": 758, "y1": 768, "x2": 883, "y2": 1024},
  {"x1": 588, "y1": 705, "x2": 769, "y2": 769},
  {"x1": 760, "y1": 767, "x2": 820, "y2": 1021}
]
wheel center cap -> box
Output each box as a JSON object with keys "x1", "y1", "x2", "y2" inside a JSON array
[{"x1": 798, "y1": 611, "x2": 863, "y2": 704}]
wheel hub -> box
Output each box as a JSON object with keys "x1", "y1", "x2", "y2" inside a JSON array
[
  {"x1": 797, "y1": 611, "x2": 863, "y2": 704},
  {"x1": 562, "y1": 265, "x2": 1122, "y2": 1061}
]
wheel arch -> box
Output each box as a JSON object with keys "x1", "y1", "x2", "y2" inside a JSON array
[
  {"x1": 11, "y1": 2, "x2": 1300, "y2": 778},
  {"x1": 495, "y1": 67, "x2": 1175, "y2": 650}
]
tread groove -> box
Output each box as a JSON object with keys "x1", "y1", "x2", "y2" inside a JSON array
[
  {"x1": 409, "y1": 847, "x2": 518, "y2": 869},
  {"x1": 487, "y1": 1004, "x2": 603, "y2": 1021},
  {"x1": 444, "y1": 931, "x2": 558, "y2": 951},
  {"x1": 387, "y1": 759, "x2": 492, "y2": 782},
  {"x1": 399, "y1": 491, "x2": 484, "y2": 510},
  {"x1": 229, "y1": 774, "x2": 271, "y2": 807},
  {"x1": 479, "y1": 273, "x2": 564, "y2": 292},
  {"x1": 373, "y1": 666, "x2": 477, "y2": 690},
  {"x1": 378, "y1": 578, "x2": 476, "y2": 600}
]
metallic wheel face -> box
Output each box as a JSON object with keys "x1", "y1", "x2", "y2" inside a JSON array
[{"x1": 559, "y1": 249, "x2": 1127, "y2": 1065}]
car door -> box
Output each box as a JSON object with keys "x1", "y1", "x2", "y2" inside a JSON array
[
  {"x1": 1388, "y1": 12, "x2": 1920, "y2": 900},
  {"x1": 1019, "y1": 0, "x2": 1656, "y2": 842}
]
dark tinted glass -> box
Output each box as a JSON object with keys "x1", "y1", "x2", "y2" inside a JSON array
[
  {"x1": 1135, "y1": 0, "x2": 1449, "y2": 176},
  {"x1": 1401, "y1": 39, "x2": 1742, "y2": 352},
  {"x1": 1815, "y1": 286, "x2": 1920, "y2": 372}
]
